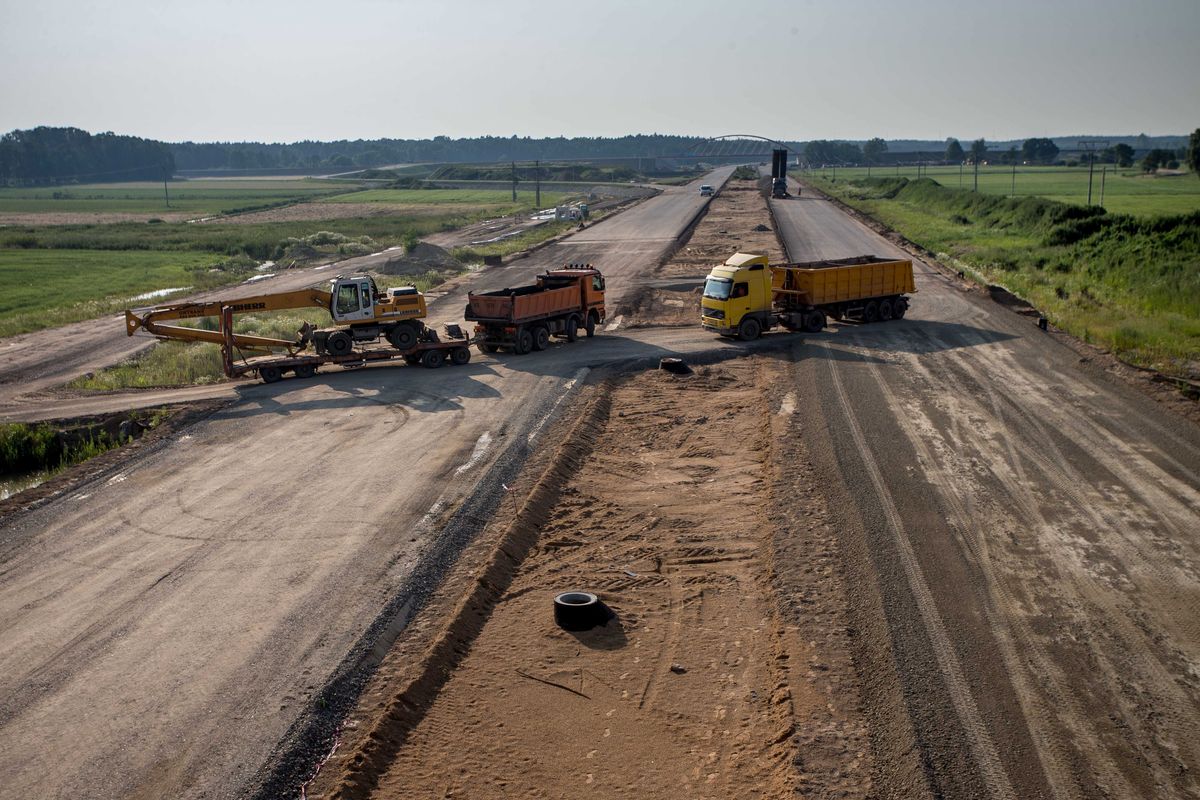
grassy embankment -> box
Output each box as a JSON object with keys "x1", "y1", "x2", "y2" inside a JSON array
[
  {"x1": 806, "y1": 164, "x2": 1200, "y2": 217},
  {"x1": 808, "y1": 176, "x2": 1200, "y2": 376}
]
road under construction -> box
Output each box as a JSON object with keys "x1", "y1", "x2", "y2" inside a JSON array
[{"x1": 0, "y1": 166, "x2": 1197, "y2": 800}]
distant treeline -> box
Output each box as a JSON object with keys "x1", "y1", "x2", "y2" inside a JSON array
[
  {"x1": 169, "y1": 134, "x2": 723, "y2": 172},
  {"x1": 0, "y1": 127, "x2": 174, "y2": 185}
]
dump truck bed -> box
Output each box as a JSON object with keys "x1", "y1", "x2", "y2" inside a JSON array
[
  {"x1": 466, "y1": 284, "x2": 583, "y2": 324},
  {"x1": 772, "y1": 255, "x2": 915, "y2": 307}
]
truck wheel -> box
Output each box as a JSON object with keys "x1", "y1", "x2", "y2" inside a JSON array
[
  {"x1": 532, "y1": 325, "x2": 550, "y2": 351},
  {"x1": 386, "y1": 323, "x2": 418, "y2": 351},
  {"x1": 478, "y1": 343, "x2": 499, "y2": 354},
  {"x1": 738, "y1": 317, "x2": 761, "y2": 341},
  {"x1": 403, "y1": 354, "x2": 421, "y2": 365},
  {"x1": 879, "y1": 299, "x2": 894, "y2": 321},
  {"x1": 450, "y1": 346, "x2": 471, "y2": 365},
  {"x1": 326, "y1": 331, "x2": 354, "y2": 356},
  {"x1": 293, "y1": 364, "x2": 316, "y2": 379},
  {"x1": 565, "y1": 316, "x2": 579, "y2": 342},
  {"x1": 893, "y1": 298, "x2": 908, "y2": 319},
  {"x1": 585, "y1": 313, "x2": 597, "y2": 338},
  {"x1": 259, "y1": 365, "x2": 282, "y2": 384},
  {"x1": 862, "y1": 301, "x2": 879, "y2": 323},
  {"x1": 802, "y1": 310, "x2": 826, "y2": 333},
  {"x1": 514, "y1": 328, "x2": 533, "y2": 355},
  {"x1": 421, "y1": 349, "x2": 445, "y2": 368}
]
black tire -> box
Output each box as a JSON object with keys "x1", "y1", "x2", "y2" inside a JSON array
[
  {"x1": 259, "y1": 365, "x2": 282, "y2": 384},
  {"x1": 513, "y1": 328, "x2": 533, "y2": 355},
  {"x1": 862, "y1": 301, "x2": 880, "y2": 323},
  {"x1": 553, "y1": 591, "x2": 606, "y2": 631},
  {"x1": 893, "y1": 297, "x2": 908, "y2": 319},
  {"x1": 421, "y1": 349, "x2": 445, "y2": 369},
  {"x1": 532, "y1": 325, "x2": 550, "y2": 351},
  {"x1": 879, "y1": 299, "x2": 894, "y2": 321},
  {"x1": 386, "y1": 323, "x2": 418, "y2": 351},
  {"x1": 450, "y1": 346, "x2": 471, "y2": 366},
  {"x1": 802, "y1": 310, "x2": 825, "y2": 333},
  {"x1": 585, "y1": 313, "x2": 597, "y2": 338},
  {"x1": 478, "y1": 342, "x2": 499, "y2": 354},
  {"x1": 293, "y1": 364, "x2": 316, "y2": 379},
  {"x1": 565, "y1": 316, "x2": 579, "y2": 342},
  {"x1": 326, "y1": 331, "x2": 354, "y2": 356},
  {"x1": 403, "y1": 354, "x2": 421, "y2": 365},
  {"x1": 738, "y1": 316, "x2": 762, "y2": 341}
]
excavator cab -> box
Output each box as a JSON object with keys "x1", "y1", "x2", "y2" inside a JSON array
[{"x1": 330, "y1": 277, "x2": 377, "y2": 323}]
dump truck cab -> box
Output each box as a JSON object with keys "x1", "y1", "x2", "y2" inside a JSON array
[{"x1": 701, "y1": 253, "x2": 774, "y2": 338}]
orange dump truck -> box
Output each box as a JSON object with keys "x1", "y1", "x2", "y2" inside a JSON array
[
  {"x1": 700, "y1": 253, "x2": 915, "y2": 340},
  {"x1": 465, "y1": 266, "x2": 606, "y2": 354}
]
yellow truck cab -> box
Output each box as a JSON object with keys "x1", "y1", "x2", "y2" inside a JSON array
[{"x1": 702, "y1": 252, "x2": 915, "y2": 340}]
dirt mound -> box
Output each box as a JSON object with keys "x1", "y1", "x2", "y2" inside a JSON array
[{"x1": 380, "y1": 242, "x2": 462, "y2": 276}]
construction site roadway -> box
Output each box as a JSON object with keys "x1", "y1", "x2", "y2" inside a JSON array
[{"x1": 0, "y1": 170, "x2": 737, "y2": 800}]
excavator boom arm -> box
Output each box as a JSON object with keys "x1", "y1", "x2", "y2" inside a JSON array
[{"x1": 125, "y1": 287, "x2": 334, "y2": 350}]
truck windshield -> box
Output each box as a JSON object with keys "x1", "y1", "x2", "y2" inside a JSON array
[{"x1": 703, "y1": 277, "x2": 732, "y2": 300}]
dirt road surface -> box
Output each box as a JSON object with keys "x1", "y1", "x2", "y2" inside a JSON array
[
  {"x1": 0, "y1": 171, "x2": 734, "y2": 799},
  {"x1": 767, "y1": 183, "x2": 1200, "y2": 799}
]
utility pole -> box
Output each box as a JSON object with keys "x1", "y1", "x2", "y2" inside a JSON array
[
  {"x1": 1099, "y1": 166, "x2": 1107, "y2": 207},
  {"x1": 973, "y1": 157, "x2": 979, "y2": 192},
  {"x1": 161, "y1": 165, "x2": 170, "y2": 208},
  {"x1": 959, "y1": 160, "x2": 964, "y2": 188},
  {"x1": 1078, "y1": 140, "x2": 1109, "y2": 206},
  {"x1": 1011, "y1": 162, "x2": 1017, "y2": 197},
  {"x1": 511, "y1": 161, "x2": 517, "y2": 202},
  {"x1": 535, "y1": 159, "x2": 541, "y2": 208}
]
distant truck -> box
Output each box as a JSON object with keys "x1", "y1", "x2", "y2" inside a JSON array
[
  {"x1": 465, "y1": 266, "x2": 606, "y2": 355},
  {"x1": 700, "y1": 252, "x2": 915, "y2": 340}
]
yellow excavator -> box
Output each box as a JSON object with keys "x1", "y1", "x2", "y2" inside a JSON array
[{"x1": 125, "y1": 274, "x2": 428, "y2": 357}]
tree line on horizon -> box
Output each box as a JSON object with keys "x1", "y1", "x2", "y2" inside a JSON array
[{"x1": 0, "y1": 126, "x2": 1193, "y2": 185}]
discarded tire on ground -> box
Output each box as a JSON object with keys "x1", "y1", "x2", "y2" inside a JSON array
[
  {"x1": 553, "y1": 591, "x2": 605, "y2": 631},
  {"x1": 659, "y1": 357, "x2": 691, "y2": 375}
]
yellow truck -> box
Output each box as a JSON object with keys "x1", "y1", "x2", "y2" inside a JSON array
[{"x1": 700, "y1": 253, "x2": 915, "y2": 340}]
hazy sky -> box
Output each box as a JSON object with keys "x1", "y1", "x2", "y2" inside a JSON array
[{"x1": 1, "y1": 0, "x2": 1197, "y2": 143}]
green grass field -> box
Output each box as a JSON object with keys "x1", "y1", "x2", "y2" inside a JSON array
[
  {"x1": 0, "y1": 249, "x2": 233, "y2": 338},
  {"x1": 808, "y1": 176, "x2": 1200, "y2": 377},
  {"x1": 0, "y1": 179, "x2": 360, "y2": 216},
  {"x1": 807, "y1": 165, "x2": 1200, "y2": 217}
]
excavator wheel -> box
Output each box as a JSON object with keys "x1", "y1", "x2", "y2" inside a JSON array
[
  {"x1": 450, "y1": 347, "x2": 471, "y2": 366},
  {"x1": 386, "y1": 323, "x2": 418, "y2": 351},
  {"x1": 326, "y1": 331, "x2": 354, "y2": 356}
]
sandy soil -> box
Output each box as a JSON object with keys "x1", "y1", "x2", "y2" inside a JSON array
[
  {"x1": 0, "y1": 211, "x2": 194, "y2": 225},
  {"x1": 309, "y1": 358, "x2": 876, "y2": 799}
]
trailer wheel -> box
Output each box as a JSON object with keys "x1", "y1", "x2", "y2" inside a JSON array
[
  {"x1": 879, "y1": 299, "x2": 894, "y2": 321},
  {"x1": 585, "y1": 313, "x2": 597, "y2": 338},
  {"x1": 403, "y1": 354, "x2": 421, "y2": 366},
  {"x1": 478, "y1": 343, "x2": 499, "y2": 354},
  {"x1": 862, "y1": 301, "x2": 880, "y2": 323},
  {"x1": 737, "y1": 317, "x2": 761, "y2": 341},
  {"x1": 565, "y1": 316, "x2": 579, "y2": 342},
  {"x1": 532, "y1": 325, "x2": 550, "y2": 351},
  {"x1": 514, "y1": 328, "x2": 534, "y2": 355},
  {"x1": 326, "y1": 331, "x2": 354, "y2": 356},
  {"x1": 450, "y1": 346, "x2": 471, "y2": 366},
  {"x1": 893, "y1": 297, "x2": 908, "y2": 319},
  {"x1": 386, "y1": 323, "x2": 418, "y2": 351},
  {"x1": 259, "y1": 365, "x2": 283, "y2": 384},
  {"x1": 293, "y1": 364, "x2": 316, "y2": 379},
  {"x1": 421, "y1": 349, "x2": 445, "y2": 369}
]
